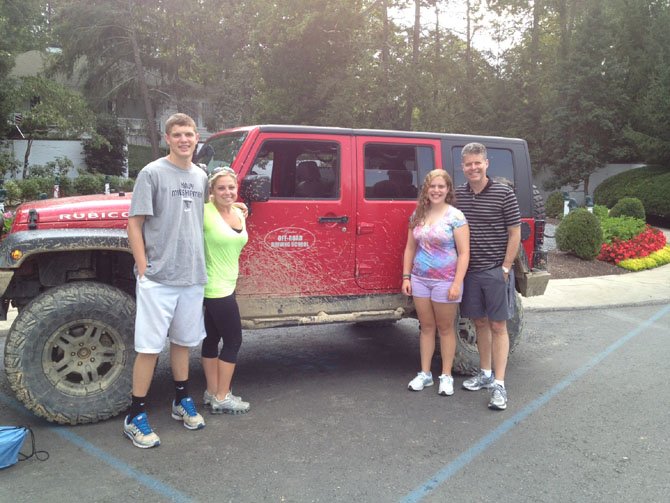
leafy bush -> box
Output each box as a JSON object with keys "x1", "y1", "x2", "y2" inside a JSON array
[
  {"x1": 27, "y1": 157, "x2": 74, "y2": 179},
  {"x1": 600, "y1": 216, "x2": 646, "y2": 243},
  {"x1": 556, "y1": 208, "x2": 603, "y2": 260},
  {"x1": 16, "y1": 178, "x2": 42, "y2": 202},
  {"x1": 2, "y1": 180, "x2": 21, "y2": 206},
  {"x1": 593, "y1": 165, "x2": 670, "y2": 218},
  {"x1": 74, "y1": 174, "x2": 105, "y2": 195},
  {"x1": 592, "y1": 204, "x2": 609, "y2": 221},
  {"x1": 609, "y1": 196, "x2": 645, "y2": 220},
  {"x1": 56, "y1": 176, "x2": 73, "y2": 197},
  {"x1": 110, "y1": 176, "x2": 134, "y2": 192},
  {"x1": 545, "y1": 191, "x2": 564, "y2": 219}
]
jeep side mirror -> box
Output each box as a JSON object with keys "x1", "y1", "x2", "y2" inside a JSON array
[
  {"x1": 194, "y1": 144, "x2": 214, "y2": 165},
  {"x1": 239, "y1": 175, "x2": 270, "y2": 216}
]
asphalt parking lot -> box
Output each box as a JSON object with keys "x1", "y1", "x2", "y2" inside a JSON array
[{"x1": 2, "y1": 304, "x2": 669, "y2": 502}]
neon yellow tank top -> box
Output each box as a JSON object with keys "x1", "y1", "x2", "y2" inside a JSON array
[{"x1": 203, "y1": 202, "x2": 248, "y2": 298}]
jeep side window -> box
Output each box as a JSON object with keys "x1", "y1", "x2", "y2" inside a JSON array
[
  {"x1": 452, "y1": 147, "x2": 515, "y2": 188},
  {"x1": 250, "y1": 140, "x2": 340, "y2": 199},
  {"x1": 364, "y1": 144, "x2": 432, "y2": 199}
]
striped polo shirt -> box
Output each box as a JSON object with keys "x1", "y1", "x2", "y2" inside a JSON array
[{"x1": 455, "y1": 178, "x2": 521, "y2": 272}]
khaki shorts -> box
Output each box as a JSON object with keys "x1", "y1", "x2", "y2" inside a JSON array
[{"x1": 134, "y1": 276, "x2": 206, "y2": 353}]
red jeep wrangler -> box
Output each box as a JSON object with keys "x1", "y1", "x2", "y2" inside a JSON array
[{"x1": 0, "y1": 125, "x2": 549, "y2": 424}]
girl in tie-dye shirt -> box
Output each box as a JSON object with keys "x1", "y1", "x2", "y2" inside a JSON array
[
  {"x1": 411, "y1": 205, "x2": 467, "y2": 281},
  {"x1": 401, "y1": 170, "x2": 470, "y2": 396}
]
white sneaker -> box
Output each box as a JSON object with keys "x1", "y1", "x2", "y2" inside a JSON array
[
  {"x1": 408, "y1": 371, "x2": 434, "y2": 391},
  {"x1": 204, "y1": 389, "x2": 242, "y2": 407},
  {"x1": 488, "y1": 383, "x2": 508, "y2": 410},
  {"x1": 123, "y1": 413, "x2": 160, "y2": 448},
  {"x1": 171, "y1": 397, "x2": 206, "y2": 430},
  {"x1": 438, "y1": 374, "x2": 454, "y2": 396},
  {"x1": 211, "y1": 391, "x2": 250, "y2": 415}
]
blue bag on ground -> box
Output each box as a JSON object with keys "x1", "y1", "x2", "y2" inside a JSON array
[
  {"x1": 0, "y1": 426, "x2": 48, "y2": 469},
  {"x1": 0, "y1": 426, "x2": 27, "y2": 469}
]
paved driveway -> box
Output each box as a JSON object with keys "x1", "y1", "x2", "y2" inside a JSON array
[{"x1": 1, "y1": 304, "x2": 669, "y2": 502}]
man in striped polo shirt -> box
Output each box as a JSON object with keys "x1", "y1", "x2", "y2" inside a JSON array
[{"x1": 455, "y1": 143, "x2": 521, "y2": 410}]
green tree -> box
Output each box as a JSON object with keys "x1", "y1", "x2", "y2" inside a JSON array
[
  {"x1": 615, "y1": 0, "x2": 670, "y2": 165},
  {"x1": 0, "y1": 0, "x2": 48, "y2": 136},
  {"x1": 10, "y1": 76, "x2": 98, "y2": 178},
  {"x1": 51, "y1": 0, "x2": 164, "y2": 157},
  {"x1": 83, "y1": 115, "x2": 127, "y2": 176},
  {"x1": 545, "y1": 1, "x2": 630, "y2": 195}
]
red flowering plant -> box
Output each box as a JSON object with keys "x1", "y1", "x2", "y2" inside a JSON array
[{"x1": 598, "y1": 225, "x2": 667, "y2": 264}]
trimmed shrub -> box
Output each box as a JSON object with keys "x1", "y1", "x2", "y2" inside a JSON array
[
  {"x1": 56, "y1": 176, "x2": 74, "y2": 197},
  {"x1": 545, "y1": 191, "x2": 564, "y2": 219},
  {"x1": 74, "y1": 174, "x2": 105, "y2": 195},
  {"x1": 600, "y1": 216, "x2": 646, "y2": 243},
  {"x1": 609, "y1": 197, "x2": 645, "y2": 220},
  {"x1": 111, "y1": 176, "x2": 134, "y2": 192},
  {"x1": 15, "y1": 176, "x2": 71, "y2": 201},
  {"x1": 2, "y1": 180, "x2": 21, "y2": 206},
  {"x1": 592, "y1": 204, "x2": 609, "y2": 221},
  {"x1": 556, "y1": 208, "x2": 603, "y2": 260},
  {"x1": 15, "y1": 178, "x2": 41, "y2": 202},
  {"x1": 593, "y1": 165, "x2": 670, "y2": 219},
  {"x1": 27, "y1": 157, "x2": 73, "y2": 179}
]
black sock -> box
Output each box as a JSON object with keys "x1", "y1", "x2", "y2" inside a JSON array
[
  {"x1": 174, "y1": 380, "x2": 189, "y2": 404},
  {"x1": 128, "y1": 395, "x2": 146, "y2": 420}
]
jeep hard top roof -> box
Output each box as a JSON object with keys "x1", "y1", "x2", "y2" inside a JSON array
[{"x1": 215, "y1": 125, "x2": 526, "y2": 146}]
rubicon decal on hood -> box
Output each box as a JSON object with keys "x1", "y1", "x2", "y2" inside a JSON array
[
  {"x1": 264, "y1": 227, "x2": 316, "y2": 252},
  {"x1": 59, "y1": 211, "x2": 130, "y2": 220}
]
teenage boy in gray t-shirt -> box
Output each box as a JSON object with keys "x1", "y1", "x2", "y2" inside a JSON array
[{"x1": 123, "y1": 113, "x2": 209, "y2": 448}]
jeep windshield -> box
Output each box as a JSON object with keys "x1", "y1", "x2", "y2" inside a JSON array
[{"x1": 195, "y1": 131, "x2": 248, "y2": 173}]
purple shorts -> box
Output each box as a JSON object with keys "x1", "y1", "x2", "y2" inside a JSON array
[{"x1": 410, "y1": 275, "x2": 462, "y2": 303}]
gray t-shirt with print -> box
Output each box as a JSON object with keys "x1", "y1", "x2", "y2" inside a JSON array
[{"x1": 129, "y1": 157, "x2": 208, "y2": 286}]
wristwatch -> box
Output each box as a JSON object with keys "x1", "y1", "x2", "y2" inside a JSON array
[{"x1": 502, "y1": 266, "x2": 510, "y2": 274}]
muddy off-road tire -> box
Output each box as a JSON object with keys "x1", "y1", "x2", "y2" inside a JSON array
[
  {"x1": 452, "y1": 291, "x2": 524, "y2": 375},
  {"x1": 4, "y1": 282, "x2": 135, "y2": 424}
]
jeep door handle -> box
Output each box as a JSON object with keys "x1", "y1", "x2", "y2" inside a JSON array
[{"x1": 318, "y1": 216, "x2": 349, "y2": 224}]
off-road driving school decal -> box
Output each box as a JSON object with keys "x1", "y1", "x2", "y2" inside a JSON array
[{"x1": 264, "y1": 227, "x2": 315, "y2": 252}]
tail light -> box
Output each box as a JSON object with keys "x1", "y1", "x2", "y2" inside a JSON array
[{"x1": 534, "y1": 219, "x2": 545, "y2": 248}]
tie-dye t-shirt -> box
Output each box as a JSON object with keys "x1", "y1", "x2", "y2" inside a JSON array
[{"x1": 411, "y1": 205, "x2": 467, "y2": 281}]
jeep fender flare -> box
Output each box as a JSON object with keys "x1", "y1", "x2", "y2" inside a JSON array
[{"x1": 0, "y1": 228, "x2": 130, "y2": 269}]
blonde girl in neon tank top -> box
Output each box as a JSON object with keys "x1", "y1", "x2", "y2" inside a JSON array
[{"x1": 201, "y1": 167, "x2": 251, "y2": 414}]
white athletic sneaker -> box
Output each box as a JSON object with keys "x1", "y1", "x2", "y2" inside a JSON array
[
  {"x1": 171, "y1": 397, "x2": 206, "y2": 430},
  {"x1": 123, "y1": 413, "x2": 160, "y2": 449},
  {"x1": 210, "y1": 391, "x2": 250, "y2": 415},
  {"x1": 408, "y1": 371, "x2": 434, "y2": 391},
  {"x1": 438, "y1": 374, "x2": 454, "y2": 396},
  {"x1": 204, "y1": 389, "x2": 242, "y2": 407}
]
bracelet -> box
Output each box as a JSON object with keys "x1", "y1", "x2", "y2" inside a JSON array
[{"x1": 402, "y1": 274, "x2": 411, "y2": 279}]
